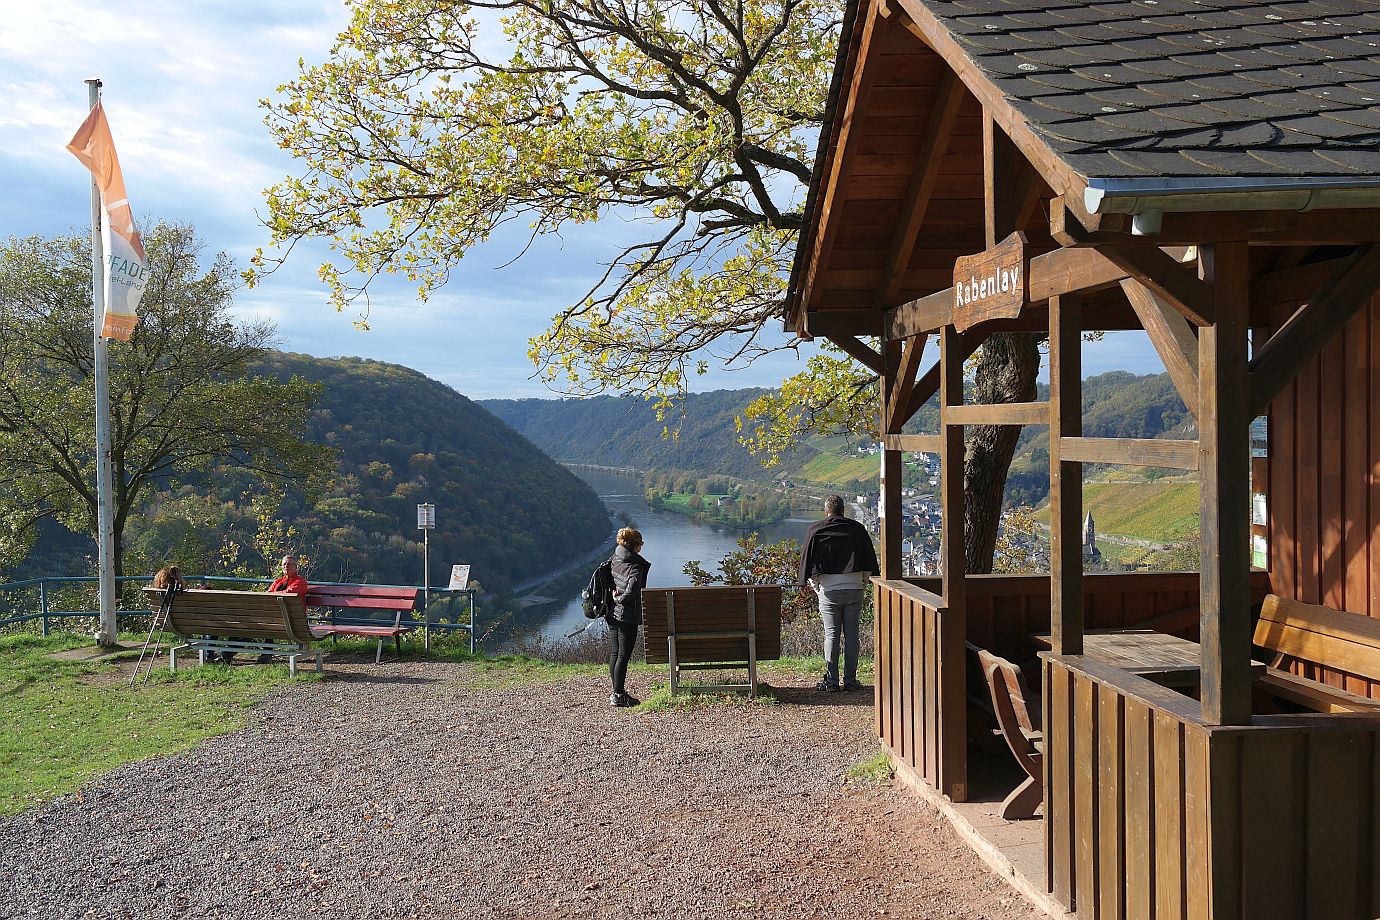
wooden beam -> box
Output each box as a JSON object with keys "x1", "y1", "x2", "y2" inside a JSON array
[
  {"x1": 1251, "y1": 255, "x2": 1346, "y2": 305},
  {"x1": 825, "y1": 333, "x2": 885, "y2": 376},
  {"x1": 887, "y1": 246, "x2": 1133, "y2": 340},
  {"x1": 1027, "y1": 247, "x2": 1129, "y2": 303},
  {"x1": 938, "y1": 323, "x2": 969, "y2": 802},
  {"x1": 1058, "y1": 437, "x2": 1199, "y2": 470},
  {"x1": 1249, "y1": 243, "x2": 1380, "y2": 417},
  {"x1": 876, "y1": 72, "x2": 965, "y2": 308},
  {"x1": 1199, "y1": 242, "x2": 1253, "y2": 726},
  {"x1": 946, "y1": 401, "x2": 1049, "y2": 427},
  {"x1": 1049, "y1": 295, "x2": 1083, "y2": 655},
  {"x1": 882, "y1": 433, "x2": 942, "y2": 452},
  {"x1": 1093, "y1": 243, "x2": 1214, "y2": 327},
  {"x1": 886, "y1": 334, "x2": 928, "y2": 433},
  {"x1": 983, "y1": 110, "x2": 1019, "y2": 248},
  {"x1": 794, "y1": 0, "x2": 887, "y2": 321},
  {"x1": 1013, "y1": 161, "x2": 1046, "y2": 231},
  {"x1": 1121, "y1": 280, "x2": 1200, "y2": 422},
  {"x1": 1132, "y1": 210, "x2": 1380, "y2": 246},
  {"x1": 805, "y1": 310, "x2": 884, "y2": 339},
  {"x1": 880, "y1": 338, "x2": 903, "y2": 578}
]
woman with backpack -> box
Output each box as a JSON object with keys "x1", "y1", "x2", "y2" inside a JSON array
[{"x1": 607, "y1": 527, "x2": 650, "y2": 708}]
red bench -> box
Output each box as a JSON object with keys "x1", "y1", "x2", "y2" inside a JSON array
[{"x1": 306, "y1": 585, "x2": 422, "y2": 663}]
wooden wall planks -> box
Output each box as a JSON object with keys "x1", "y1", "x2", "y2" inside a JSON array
[
  {"x1": 874, "y1": 580, "x2": 965, "y2": 800},
  {"x1": 1267, "y1": 294, "x2": 1380, "y2": 697},
  {"x1": 1046, "y1": 655, "x2": 1380, "y2": 920}
]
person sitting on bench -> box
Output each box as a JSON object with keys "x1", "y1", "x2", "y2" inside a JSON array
[{"x1": 218, "y1": 555, "x2": 309, "y2": 664}]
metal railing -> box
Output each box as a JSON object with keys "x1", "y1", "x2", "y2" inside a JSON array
[{"x1": 0, "y1": 574, "x2": 477, "y2": 653}]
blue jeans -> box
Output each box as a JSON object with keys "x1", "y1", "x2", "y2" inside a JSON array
[{"x1": 819, "y1": 589, "x2": 864, "y2": 687}]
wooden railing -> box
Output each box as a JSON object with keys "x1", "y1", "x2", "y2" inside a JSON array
[
  {"x1": 874, "y1": 579, "x2": 966, "y2": 800},
  {"x1": 1045, "y1": 654, "x2": 1380, "y2": 920}
]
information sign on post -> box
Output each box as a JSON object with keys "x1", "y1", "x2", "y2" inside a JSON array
[
  {"x1": 447, "y1": 564, "x2": 471, "y2": 591},
  {"x1": 417, "y1": 503, "x2": 436, "y2": 650}
]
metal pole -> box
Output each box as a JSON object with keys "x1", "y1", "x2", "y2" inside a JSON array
[
  {"x1": 39, "y1": 580, "x2": 50, "y2": 637},
  {"x1": 423, "y1": 527, "x2": 430, "y2": 652},
  {"x1": 86, "y1": 78, "x2": 118, "y2": 648},
  {"x1": 469, "y1": 590, "x2": 475, "y2": 655}
]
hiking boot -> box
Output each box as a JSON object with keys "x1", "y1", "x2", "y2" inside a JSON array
[
  {"x1": 610, "y1": 692, "x2": 622, "y2": 707},
  {"x1": 842, "y1": 681, "x2": 864, "y2": 692},
  {"x1": 815, "y1": 679, "x2": 839, "y2": 692},
  {"x1": 619, "y1": 693, "x2": 640, "y2": 707}
]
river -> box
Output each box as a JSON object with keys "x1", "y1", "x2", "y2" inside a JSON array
[{"x1": 494, "y1": 467, "x2": 816, "y2": 646}]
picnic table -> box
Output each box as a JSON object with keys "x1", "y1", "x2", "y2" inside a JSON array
[{"x1": 1030, "y1": 628, "x2": 1267, "y2": 688}]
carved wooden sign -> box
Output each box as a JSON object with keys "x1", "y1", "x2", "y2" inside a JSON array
[{"x1": 952, "y1": 232, "x2": 1027, "y2": 332}]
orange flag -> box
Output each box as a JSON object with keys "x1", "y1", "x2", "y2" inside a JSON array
[{"x1": 66, "y1": 102, "x2": 148, "y2": 341}]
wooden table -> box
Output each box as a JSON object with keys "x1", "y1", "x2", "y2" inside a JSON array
[{"x1": 1030, "y1": 628, "x2": 1267, "y2": 688}]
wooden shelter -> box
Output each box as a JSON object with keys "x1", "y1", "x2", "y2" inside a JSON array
[{"x1": 785, "y1": 1, "x2": 1380, "y2": 917}]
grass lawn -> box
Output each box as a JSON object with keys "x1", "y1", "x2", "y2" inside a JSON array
[{"x1": 0, "y1": 632, "x2": 318, "y2": 816}]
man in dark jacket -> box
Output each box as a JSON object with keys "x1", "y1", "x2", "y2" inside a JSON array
[
  {"x1": 608, "y1": 527, "x2": 651, "y2": 707},
  {"x1": 798, "y1": 495, "x2": 880, "y2": 691}
]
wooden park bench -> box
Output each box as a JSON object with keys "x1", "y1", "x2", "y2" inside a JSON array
[
  {"x1": 306, "y1": 585, "x2": 422, "y2": 663},
  {"x1": 641, "y1": 585, "x2": 782, "y2": 696},
  {"x1": 977, "y1": 647, "x2": 1043, "y2": 820},
  {"x1": 1253, "y1": 593, "x2": 1380, "y2": 713},
  {"x1": 145, "y1": 587, "x2": 322, "y2": 677}
]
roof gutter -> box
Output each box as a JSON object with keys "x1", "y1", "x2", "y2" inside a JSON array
[{"x1": 1084, "y1": 176, "x2": 1380, "y2": 236}]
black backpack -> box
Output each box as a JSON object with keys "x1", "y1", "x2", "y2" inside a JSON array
[{"x1": 581, "y1": 557, "x2": 615, "y2": 619}]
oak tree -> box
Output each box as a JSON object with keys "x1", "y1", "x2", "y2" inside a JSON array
[
  {"x1": 258, "y1": 0, "x2": 1038, "y2": 571},
  {"x1": 0, "y1": 224, "x2": 332, "y2": 573}
]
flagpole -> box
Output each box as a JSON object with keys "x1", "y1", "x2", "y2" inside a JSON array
[{"x1": 86, "y1": 77, "x2": 117, "y2": 648}]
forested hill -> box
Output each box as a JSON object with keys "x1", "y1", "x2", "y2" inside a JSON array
[
  {"x1": 18, "y1": 354, "x2": 611, "y2": 592},
  {"x1": 245, "y1": 354, "x2": 611, "y2": 589},
  {"x1": 481, "y1": 389, "x2": 774, "y2": 479},
  {"x1": 484, "y1": 370, "x2": 1192, "y2": 501}
]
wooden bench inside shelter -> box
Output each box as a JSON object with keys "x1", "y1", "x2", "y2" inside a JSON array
[
  {"x1": 1253, "y1": 593, "x2": 1380, "y2": 713},
  {"x1": 306, "y1": 584, "x2": 422, "y2": 663},
  {"x1": 145, "y1": 587, "x2": 322, "y2": 677},
  {"x1": 976, "y1": 647, "x2": 1044, "y2": 820},
  {"x1": 641, "y1": 585, "x2": 782, "y2": 696}
]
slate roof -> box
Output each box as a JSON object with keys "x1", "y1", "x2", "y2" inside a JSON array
[{"x1": 930, "y1": 0, "x2": 1380, "y2": 179}]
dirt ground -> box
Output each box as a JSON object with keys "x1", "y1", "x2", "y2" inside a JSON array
[{"x1": 0, "y1": 656, "x2": 1044, "y2": 920}]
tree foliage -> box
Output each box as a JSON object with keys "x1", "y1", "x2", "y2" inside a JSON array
[
  {"x1": 255, "y1": 0, "x2": 838, "y2": 396},
  {"x1": 0, "y1": 224, "x2": 331, "y2": 572}
]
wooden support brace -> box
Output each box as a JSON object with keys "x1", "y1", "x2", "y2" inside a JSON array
[
  {"x1": 882, "y1": 433, "x2": 942, "y2": 453},
  {"x1": 826, "y1": 333, "x2": 885, "y2": 376},
  {"x1": 886, "y1": 334, "x2": 928, "y2": 433},
  {"x1": 1121, "y1": 279, "x2": 1200, "y2": 421},
  {"x1": 1249, "y1": 243, "x2": 1380, "y2": 417}
]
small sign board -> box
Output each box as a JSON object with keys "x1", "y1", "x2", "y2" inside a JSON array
[
  {"x1": 447, "y1": 564, "x2": 470, "y2": 591},
  {"x1": 952, "y1": 231, "x2": 1027, "y2": 332},
  {"x1": 417, "y1": 503, "x2": 436, "y2": 530}
]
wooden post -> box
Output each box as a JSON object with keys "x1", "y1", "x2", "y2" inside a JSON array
[
  {"x1": 939, "y1": 323, "x2": 968, "y2": 801},
  {"x1": 1200, "y1": 242, "x2": 1254, "y2": 726},
  {"x1": 880, "y1": 338, "x2": 904, "y2": 578},
  {"x1": 1049, "y1": 294, "x2": 1083, "y2": 655},
  {"x1": 982, "y1": 111, "x2": 1018, "y2": 250},
  {"x1": 940, "y1": 326, "x2": 966, "y2": 604}
]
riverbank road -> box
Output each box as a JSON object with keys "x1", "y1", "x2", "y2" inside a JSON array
[{"x1": 0, "y1": 658, "x2": 1041, "y2": 919}]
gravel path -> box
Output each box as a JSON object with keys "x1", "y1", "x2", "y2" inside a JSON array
[{"x1": 0, "y1": 659, "x2": 1043, "y2": 920}]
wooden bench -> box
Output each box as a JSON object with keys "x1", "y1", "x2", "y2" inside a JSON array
[
  {"x1": 1253, "y1": 593, "x2": 1380, "y2": 713},
  {"x1": 306, "y1": 585, "x2": 422, "y2": 663},
  {"x1": 145, "y1": 588, "x2": 323, "y2": 676},
  {"x1": 977, "y1": 648, "x2": 1044, "y2": 820},
  {"x1": 641, "y1": 586, "x2": 783, "y2": 696}
]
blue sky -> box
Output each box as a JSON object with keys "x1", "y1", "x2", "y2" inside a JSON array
[{"x1": 0, "y1": 1, "x2": 1161, "y2": 399}]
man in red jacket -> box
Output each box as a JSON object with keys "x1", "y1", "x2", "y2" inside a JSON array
[
  {"x1": 220, "y1": 555, "x2": 309, "y2": 664},
  {"x1": 268, "y1": 555, "x2": 308, "y2": 597}
]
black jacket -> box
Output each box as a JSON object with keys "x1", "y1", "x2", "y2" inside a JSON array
[
  {"x1": 798, "y1": 515, "x2": 880, "y2": 586},
  {"x1": 610, "y1": 544, "x2": 651, "y2": 624}
]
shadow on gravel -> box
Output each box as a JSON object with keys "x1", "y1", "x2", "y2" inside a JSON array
[
  {"x1": 770, "y1": 685, "x2": 875, "y2": 707},
  {"x1": 321, "y1": 671, "x2": 444, "y2": 686}
]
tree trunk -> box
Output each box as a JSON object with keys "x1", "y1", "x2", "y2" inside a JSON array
[{"x1": 963, "y1": 332, "x2": 1041, "y2": 574}]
